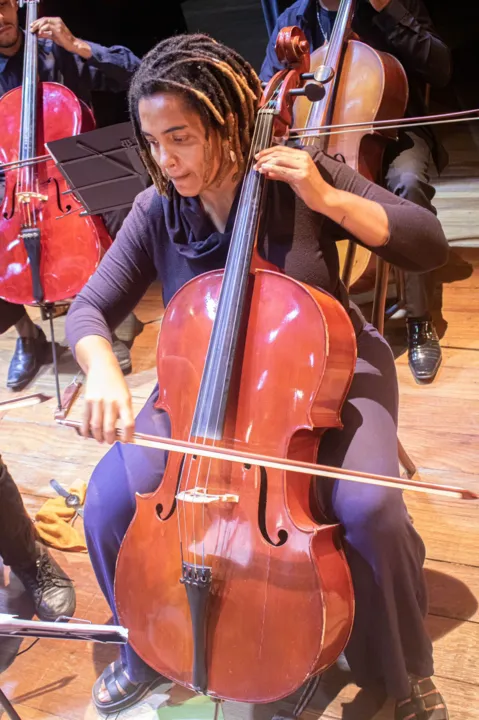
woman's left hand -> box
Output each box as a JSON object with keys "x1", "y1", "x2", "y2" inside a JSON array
[{"x1": 254, "y1": 146, "x2": 332, "y2": 213}]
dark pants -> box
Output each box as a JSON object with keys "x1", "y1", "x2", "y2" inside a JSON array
[
  {"x1": 0, "y1": 300, "x2": 27, "y2": 333},
  {"x1": 384, "y1": 131, "x2": 437, "y2": 318},
  {"x1": 0, "y1": 455, "x2": 37, "y2": 569},
  {"x1": 83, "y1": 308, "x2": 433, "y2": 700}
]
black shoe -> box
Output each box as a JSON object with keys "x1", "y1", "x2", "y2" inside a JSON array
[
  {"x1": 407, "y1": 318, "x2": 442, "y2": 384},
  {"x1": 112, "y1": 337, "x2": 132, "y2": 375},
  {"x1": 6, "y1": 326, "x2": 48, "y2": 391},
  {"x1": 11, "y1": 542, "x2": 76, "y2": 622}
]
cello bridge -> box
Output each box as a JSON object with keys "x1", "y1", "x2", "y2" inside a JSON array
[
  {"x1": 176, "y1": 488, "x2": 239, "y2": 505},
  {"x1": 17, "y1": 191, "x2": 48, "y2": 204}
]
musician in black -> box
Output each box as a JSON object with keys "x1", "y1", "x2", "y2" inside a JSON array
[
  {"x1": 0, "y1": 452, "x2": 76, "y2": 620},
  {"x1": 261, "y1": 0, "x2": 452, "y2": 384},
  {"x1": 0, "y1": 0, "x2": 140, "y2": 390}
]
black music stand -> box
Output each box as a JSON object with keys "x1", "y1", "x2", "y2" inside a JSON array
[
  {"x1": 40, "y1": 123, "x2": 148, "y2": 413},
  {"x1": 0, "y1": 614, "x2": 127, "y2": 720},
  {"x1": 45, "y1": 121, "x2": 149, "y2": 215}
]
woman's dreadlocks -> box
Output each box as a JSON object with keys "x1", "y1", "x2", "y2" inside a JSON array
[{"x1": 128, "y1": 33, "x2": 263, "y2": 195}]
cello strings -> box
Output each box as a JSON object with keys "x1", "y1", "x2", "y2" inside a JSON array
[
  {"x1": 30, "y1": 4, "x2": 39, "y2": 231},
  {"x1": 182, "y1": 102, "x2": 272, "y2": 574},
  {"x1": 176, "y1": 115, "x2": 262, "y2": 573},
  {"x1": 196, "y1": 102, "x2": 274, "y2": 572},
  {"x1": 192, "y1": 108, "x2": 269, "y2": 572},
  {"x1": 303, "y1": 5, "x2": 335, "y2": 139}
]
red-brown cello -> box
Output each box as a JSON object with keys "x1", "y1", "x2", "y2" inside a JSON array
[
  {"x1": 114, "y1": 28, "x2": 356, "y2": 703},
  {"x1": 0, "y1": 0, "x2": 110, "y2": 307},
  {"x1": 292, "y1": 0, "x2": 408, "y2": 289}
]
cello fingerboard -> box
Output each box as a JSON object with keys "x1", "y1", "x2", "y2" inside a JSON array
[
  {"x1": 18, "y1": 0, "x2": 40, "y2": 192},
  {"x1": 190, "y1": 109, "x2": 275, "y2": 441}
]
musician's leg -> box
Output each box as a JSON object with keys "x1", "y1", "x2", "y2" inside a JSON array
[
  {"x1": 0, "y1": 299, "x2": 48, "y2": 390},
  {"x1": 100, "y1": 208, "x2": 142, "y2": 374},
  {"x1": 84, "y1": 387, "x2": 170, "y2": 687},
  {"x1": 0, "y1": 299, "x2": 28, "y2": 334},
  {"x1": 316, "y1": 314, "x2": 434, "y2": 701},
  {"x1": 384, "y1": 131, "x2": 442, "y2": 383},
  {"x1": 0, "y1": 454, "x2": 75, "y2": 620},
  {"x1": 0, "y1": 453, "x2": 37, "y2": 568}
]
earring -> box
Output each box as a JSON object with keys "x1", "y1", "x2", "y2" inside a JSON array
[{"x1": 230, "y1": 150, "x2": 236, "y2": 163}]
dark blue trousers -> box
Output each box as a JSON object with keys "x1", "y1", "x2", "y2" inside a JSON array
[{"x1": 84, "y1": 313, "x2": 433, "y2": 699}]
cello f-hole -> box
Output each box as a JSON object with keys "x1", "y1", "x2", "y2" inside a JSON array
[
  {"x1": 257, "y1": 466, "x2": 288, "y2": 547},
  {"x1": 47, "y1": 176, "x2": 72, "y2": 213},
  {"x1": 3, "y1": 182, "x2": 17, "y2": 220},
  {"x1": 156, "y1": 454, "x2": 186, "y2": 521}
]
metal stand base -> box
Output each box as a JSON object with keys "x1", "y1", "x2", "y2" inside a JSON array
[
  {"x1": 39, "y1": 302, "x2": 69, "y2": 412},
  {"x1": 0, "y1": 616, "x2": 127, "y2": 720},
  {"x1": 45, "y1": 304, "x2": 62, "y2": 412},
  {"x1": 0, "y1": 687, "x2": 22, "y2": 720}
]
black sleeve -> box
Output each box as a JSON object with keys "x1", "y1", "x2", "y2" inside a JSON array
[{"x1": 372, "y1": 0, "x2": 452, "y2": 87}]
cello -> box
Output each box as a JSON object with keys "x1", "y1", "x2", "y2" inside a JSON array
[
  {"x1": 114, "y1": 27, "x2": 356, "y2": 703},
  {"x1": 55, "y1": 27, "x2": 478, "y2": 703},
  {"x1": 0, "y1": 0, "x2": 110, "y2": 306},
  {"x1": 292, "y1": 0, "x2": 408, "y2": 288},
  {"x1": 0, "y1": 0, "x2": 111, "y2": 407}
]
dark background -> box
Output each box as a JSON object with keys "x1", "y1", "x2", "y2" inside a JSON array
[{"x1": 35, "y1": 0, "x2": 478, "y2": 127}]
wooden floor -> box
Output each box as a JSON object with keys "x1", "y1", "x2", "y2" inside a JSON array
[{"x1": 0, "y1": 125, "x2": 478, "y2": 719}]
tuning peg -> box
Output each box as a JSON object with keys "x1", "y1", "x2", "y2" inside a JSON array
[
  {"x1": 301, "y1": 65, "x2": 334, "y2": 84},
  {"x1": 290, "y1": 81, "x2": 325, "y2": 102}
]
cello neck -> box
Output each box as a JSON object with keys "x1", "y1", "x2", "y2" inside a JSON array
[
  {"x1": 190, "y1": 106, "x2": 275, "y2": 441},
  {"x1": 19, "y1": 0, "x2": 40, "y2": 188},
  {"x1": 303, "y1": 0, "x2": 356, "y2": 149}
]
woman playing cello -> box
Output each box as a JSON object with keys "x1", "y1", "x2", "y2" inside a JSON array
[{"x1": 65, "y1": 33, "x2": 449, "y2": 720}]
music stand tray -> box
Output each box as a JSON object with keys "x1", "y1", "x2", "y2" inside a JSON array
[
  {"x1": 45, "y1": 121, "x2": 149, "y2": 215},
  {"x1": 0, "y1": 614, "x2": 127, "y2": 720}
]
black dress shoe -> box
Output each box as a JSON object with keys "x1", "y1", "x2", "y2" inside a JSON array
[
  {"x1": 407, "y1": 318, "x2": 442, "y2": 384},
  {"x1": 6, "y1": 326, "x2": 48, "y2": 391},
  {"x1": 112, "y1": 336, "x2": 132, "y2": 375},
  {"x1": 11, "y1": 542, "x2": 76, "y2": 622}
]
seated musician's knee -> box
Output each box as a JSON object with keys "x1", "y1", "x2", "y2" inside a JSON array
[
  {"x1": 83, "y1": 445, "x2": 135, "y2": 542},
  {"x1": 386, "y1": 170, "x2": 435, "y2": 210},
  {"x1": 339, "y1": 486, "x2": 409, "y2": 543}
]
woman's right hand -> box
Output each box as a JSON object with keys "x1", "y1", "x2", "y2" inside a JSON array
[{"x1": 76, "y1": 337, "x2": 135, "y2": 445}]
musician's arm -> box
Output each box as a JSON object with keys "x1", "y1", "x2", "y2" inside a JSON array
[
  {"x1": 79, "y1": 41, "x2": 141, "y2": 92},
  {"x1": 65, "y1": 190, "x2": 158, "y2": 360},
  {"x1": 314, "y1": 150, "x2": 449, "y2": 272},
  {"x1": 371, "y1": 0, "x2": 452, "y2": 87},
  {"x1": 254, "y1": 146, "x2": 448, "y2": 272},
  {"x1": 31, "y1": 17, "x2": 140, "y2": 92},
  {"x1": 65, "y1": 190, "x2": 160, "y2": 444}
]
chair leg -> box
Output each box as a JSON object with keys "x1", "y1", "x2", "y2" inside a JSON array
[
  {"x1": 398, "y1": 438, "x2": 417, "y2": 479},
  {"x1": 397, "y1": 268, "x2": 406, "y2": 306},
  {"x1": 372, "y1": 258, "x2": 390, "y2": 335},
  {"x1": 341, "y1": 240, "x2": 357, "y2": 291}
]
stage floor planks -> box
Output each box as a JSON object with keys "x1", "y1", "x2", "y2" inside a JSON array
[{"x1": 0, "y1": 130, "x2": 478, "y2": 719}]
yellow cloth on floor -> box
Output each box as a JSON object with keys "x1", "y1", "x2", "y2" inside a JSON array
[{"x1": 35, "y1": 481, "x2": 87, "y2": 552}]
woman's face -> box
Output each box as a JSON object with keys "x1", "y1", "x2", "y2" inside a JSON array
[{"x1": 139, "y1": 92, "x2": 224, "y2": 197}]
